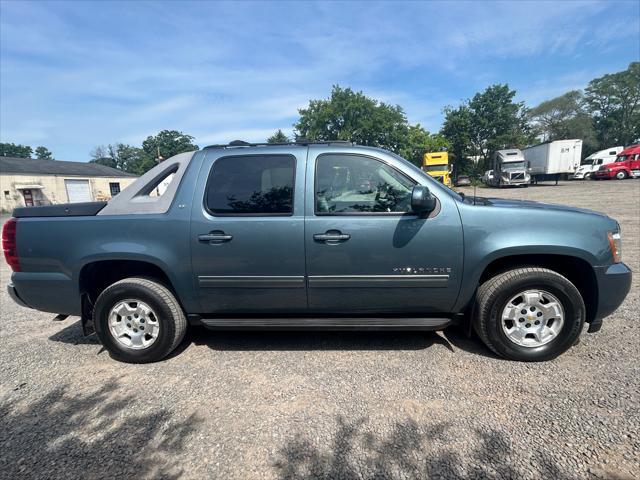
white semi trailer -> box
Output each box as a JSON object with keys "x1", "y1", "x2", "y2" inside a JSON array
[{"x1": 523, "y1": 139, "x2": 583, "y2": 184}]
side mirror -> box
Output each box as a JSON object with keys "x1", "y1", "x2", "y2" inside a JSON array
[{"x1": 411, "y1": 185, "x2": 437, "y2": 215}]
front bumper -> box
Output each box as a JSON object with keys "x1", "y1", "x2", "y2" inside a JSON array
[
  {"x1": 7, "y1": 283, "x2": 30, "y2": 309},
  {"x1": 594, "y1": 170, "x2": 614, "y2": 179},
  {"x1": 592, "y1": 263, "x2": 632, "y2": 327}
]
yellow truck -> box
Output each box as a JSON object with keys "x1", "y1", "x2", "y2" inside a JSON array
[{"x1": 422, "y1": 152, "x2": 452, "y2": 187}]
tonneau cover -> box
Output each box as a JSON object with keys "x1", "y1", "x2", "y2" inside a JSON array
[{"x1": 12, "y1": 201, "x2": 107, "y2": 218}]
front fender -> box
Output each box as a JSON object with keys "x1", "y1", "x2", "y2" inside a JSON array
[{"x1": 453, "y1": 201, "x2": 615, "y2": 312}]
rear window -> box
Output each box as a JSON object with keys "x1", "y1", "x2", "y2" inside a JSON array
[{"x1": 205, "y1": 155, "x2": 295, "y2": 215}]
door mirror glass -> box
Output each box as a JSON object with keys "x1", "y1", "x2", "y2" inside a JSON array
[{"x1": 411, "y1": 185, "x2": 436, "y2": 215}]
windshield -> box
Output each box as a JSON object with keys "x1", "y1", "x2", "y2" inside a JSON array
[
  {"x1": 501, "y1": 161, "x2": 525, "y2": 170},
  {"x1": 422, "y1": 164, "x2": 448, "y2": 172},
  {"x1": 616, "y1": 154, "x2": 629, "y2": 162},
  {"x1": 581, "y1": 159, "x2": 594, "y2": 165}
]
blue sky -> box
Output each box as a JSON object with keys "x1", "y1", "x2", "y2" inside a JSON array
[{"x1": 1, "y1": 0, "x2": 638, "y2": 161}]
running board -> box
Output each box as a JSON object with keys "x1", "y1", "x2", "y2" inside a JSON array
[{"x1": 199, "y1": 317, "x2": 453, "y2": 331}]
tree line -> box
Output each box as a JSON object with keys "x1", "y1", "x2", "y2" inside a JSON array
[
  {"x1": 0, "y1": 143, "x2": 54, "y2": 160},
  {"x1": 283, "y1": 61, "x2": 637, "y2": 174},
  {"x1": 1, "y1": 62, "x2": 636, "y2": 176}
]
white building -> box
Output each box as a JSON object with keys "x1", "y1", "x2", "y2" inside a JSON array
[{"x1": 0, "y1": 156, "x2": 138, "y2": 212}]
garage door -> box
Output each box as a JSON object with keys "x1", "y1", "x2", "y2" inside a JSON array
[{"x1": 64, "y1": 179, "x2": 92, "y2": 203}]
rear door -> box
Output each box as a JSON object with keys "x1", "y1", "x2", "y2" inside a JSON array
[
  {"x1": 190, "y1": 148, "x2": 307, "y2": 314},
  {"x1": 304, "y1": 148, "x2": 464, "y2": 315}
]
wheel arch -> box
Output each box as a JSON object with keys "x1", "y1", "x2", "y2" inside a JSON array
[
  {"x1": 460, "y1": 252, "x2": 598, "y2": 335},
  {"x1": 478, "y1": 253, "x2": 598, "y2": 324},
  {"x1": 79, "y1": 259, "x2": 178, "y2": 305}
]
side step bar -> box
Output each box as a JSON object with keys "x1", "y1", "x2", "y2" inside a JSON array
[{"x1": 199, "y1": 317, "x2": 453, "y2": 331}]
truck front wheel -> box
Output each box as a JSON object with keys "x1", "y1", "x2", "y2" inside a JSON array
[
  {"x1": 474, "y1": 267, "x2": 585, "y2": 361},
  {"x1": 615, "y1": 170, "x2": 628, "y2": 180},
  {"x1": 94, "y1": 277, "x2": 187, "y2": 363}
]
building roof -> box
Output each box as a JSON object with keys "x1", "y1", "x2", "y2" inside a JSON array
[{"x1": 0, "y1": 156, "x2": 138, "y2": 177}]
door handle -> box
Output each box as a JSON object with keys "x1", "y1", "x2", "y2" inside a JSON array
[
  {"x1": 198, "y1": 231, "x2": 233, "y2": 243},
  {"x1": 313, "y1": 231, "x2": 350, "y2": 243}
]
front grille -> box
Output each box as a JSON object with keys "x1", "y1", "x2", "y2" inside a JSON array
[{"x1": 510, "y1": 172, "x2": 525, "y2": 180}]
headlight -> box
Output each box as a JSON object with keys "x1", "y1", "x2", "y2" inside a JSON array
[{"x1": 608, "y1": 231, "x2": 622, "y2": 263}]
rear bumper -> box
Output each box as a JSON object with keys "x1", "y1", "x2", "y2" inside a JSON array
[
  {"x1": 9, "y1": 272, "x2": 80, "y2": 315},
  {"x1": 7, "y1": 283, "x2": 30, "y2": 309},
  {"x1": 593, "y1": 263, "x2": 632, "y2": 324}
]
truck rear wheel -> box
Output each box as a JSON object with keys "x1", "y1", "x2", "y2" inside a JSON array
[
  {"x1": 474, "y1": 267, "x2": 585, "y2": 361},
  {"x1": 94, "y1": 277, "x2": 187, "y2": 363}
]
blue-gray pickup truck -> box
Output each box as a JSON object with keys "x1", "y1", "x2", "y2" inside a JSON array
[{"x1": 3, "y1": 141, "x2": 632, "y2": 363}]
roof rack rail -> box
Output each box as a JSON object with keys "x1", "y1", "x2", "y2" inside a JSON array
[{"x1": 203, "y1": 139, "x2": 354, "y2": 150}]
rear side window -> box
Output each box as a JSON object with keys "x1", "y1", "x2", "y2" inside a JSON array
[{"x1": 205, "y1": 155, "x2": 295, "y2": 215}]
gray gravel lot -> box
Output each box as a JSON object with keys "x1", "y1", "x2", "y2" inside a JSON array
[{"x1": 1, "y1": 179, "x2": 639, "y2": 480}]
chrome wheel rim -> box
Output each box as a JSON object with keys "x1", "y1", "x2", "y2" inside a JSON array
[
  {"x1": 501, "y1": 290, "x2": 564, "y2": 347},
  {"x1": 108, "y1": 299, "x2": 160, "y2": 350}
]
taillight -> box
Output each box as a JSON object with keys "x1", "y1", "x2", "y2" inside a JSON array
[{"x1": 2, "y1": 218, "x2": 20, "y2": 272}]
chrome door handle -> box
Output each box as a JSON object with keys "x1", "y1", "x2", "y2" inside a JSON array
[
  {"x1": 198, "y1": 231, "x2": 233, "y2": 243},
  {"x1": 313, "y1": 231, "x2": 350, "y2": 243}
]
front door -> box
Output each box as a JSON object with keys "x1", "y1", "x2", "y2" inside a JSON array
[
  {"x1": 304, "y1": 149, "x2": 463, "y2": 315},
  {"x1": 190, "y1": 149, "x2": 307, "y2": 314},
  {"x1": 22, "y1": 189, "x2": 34, "y2": 206}
]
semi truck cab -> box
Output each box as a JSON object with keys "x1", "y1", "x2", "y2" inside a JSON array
[
  {"x1": 484, "y1": 149, "x2": 530, "y2": 187},
  {"x1": 573, "y1": 146, "x2": 623, "y2": 180},
  {"x1": 422, "y1": 152, "x2": 452, "y2": 187},
  {"x1": 595, "y1": 145, "x2": 640, "y2": 180}
]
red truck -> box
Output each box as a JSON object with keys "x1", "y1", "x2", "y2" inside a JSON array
[{"x1": 595, "y1": 145, "x2": 640, "y2": 180}]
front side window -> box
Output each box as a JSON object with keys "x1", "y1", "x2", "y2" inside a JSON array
[
  {"x1": 206, "y1": 155, "x2": 295, "y2": 215},
  {"x1": 315, "y1": 154, "x2": 415, "y2": 214}
]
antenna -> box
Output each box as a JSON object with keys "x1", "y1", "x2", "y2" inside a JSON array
[{"x1": 473, "y1": 179, "x2": 477, "y2": 205}]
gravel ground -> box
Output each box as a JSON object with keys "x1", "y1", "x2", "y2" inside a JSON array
[{"x1": 1, "y1": 179, "x2": 638, "y2": 480}]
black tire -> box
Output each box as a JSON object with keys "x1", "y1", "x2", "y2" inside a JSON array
[
  {"x1": 615, "y1": 170, "x2": 628, "y2": 180},
  {"x1": 474, "y1": 267, "x2": 585, "y2": 361},
  {"x1": 94, "y1": 277, "x2": 187, "y2": 363},
  {"x1": 584, "y1": 173, "x2": 592, "y2": 180}
]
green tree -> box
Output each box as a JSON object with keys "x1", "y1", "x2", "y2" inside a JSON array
[
  {"x1": 294, "y1": 86, "x2": 409, "y2": 152},
  {"x1": 442, "y1": 84, "x2": 533, "y2": 171},
  {"x1": 0, "y1": 142, "x2": 33, "y2": 158},
  {"x1": 142, "y1": 130, "x2": 199, "y2": 161},
  {"x1": 90, "y1": 156, "x2": 117, "y2": 169},
  {"x1": 528, "y1": 90, "x2": 597, "y2": 155},
  {"x1": 90, "y1": 143, "x2": 146, "y2": 174},
  {"x1": 140, "y1": 130, "x2": 199, "y2": 173},
  {"x1": 441, "y1": 105, "x2": 474, "y2": 172},
  {"x1": 585, "y1": 62, "x2": 640, "y2": 147},
  {"x1": 266, "y1": 129, "x2": 290, "y2": 144},
  {"x1": 397, "y1": 124, "x2": 450, "y2": 167},
  {"x1": 34, "y1": 146, "x2": 54, "y2": 160}
]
